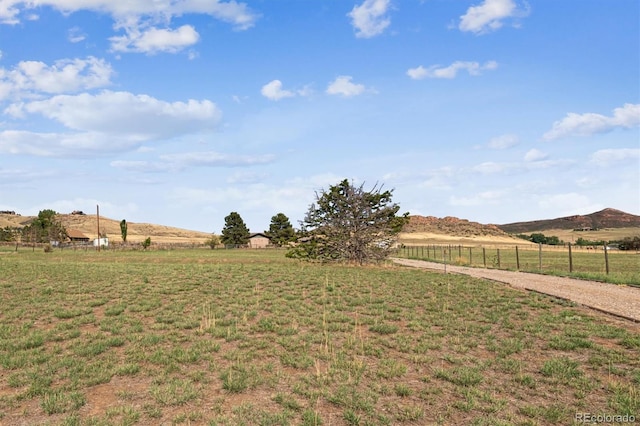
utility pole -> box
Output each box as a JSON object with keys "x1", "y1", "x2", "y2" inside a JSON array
[{"x1": 96, "y1": 204, "x2": 100, "y2": 252}]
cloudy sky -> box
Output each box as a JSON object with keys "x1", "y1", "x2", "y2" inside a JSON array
[{"x1": 1, "y1": 0, "x2": 638, "y2": 234}]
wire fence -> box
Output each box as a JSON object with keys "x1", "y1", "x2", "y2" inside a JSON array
[{"x1": 395, "y1": 244, "x2": 640, "y2": 284}]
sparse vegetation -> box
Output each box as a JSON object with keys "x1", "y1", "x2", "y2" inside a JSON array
[
  {"x1": 0, "y1": 248, "x2": 637, "y2": 425},
  {"x1": 141, "y1": 237, "x2": 151, "y2": 249},
  {"x1": 205, "y1": 234, "x2": 221, "y2": 249}
]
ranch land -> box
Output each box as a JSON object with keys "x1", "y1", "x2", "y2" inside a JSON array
[{"x1": 0, "y1": 248, "x2": 638, "y2": 425}]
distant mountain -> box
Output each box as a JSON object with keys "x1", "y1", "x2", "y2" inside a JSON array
[{"x1": 497, "y1": 208, "x2": 640, "y2": 234}]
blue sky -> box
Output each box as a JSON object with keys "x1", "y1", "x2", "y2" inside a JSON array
[{"x1": 1, "y1": 0, "x2": 638, "y2": 234}]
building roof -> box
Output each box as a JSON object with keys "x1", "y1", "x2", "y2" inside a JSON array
[
  {"x1": 66, "y1": 229, "x2": 89, "y2": 239},
  {"x1": 249, "y1": 233, "x2": 270, "y2": 239}
]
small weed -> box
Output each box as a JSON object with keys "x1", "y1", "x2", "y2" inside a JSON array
[
  {"x1": 220, "y1": 366, "x2": 249, "y2": 393},
  {"x1": 301, "y1": 409, "x2": 323, "y2": 426},
  {"x1": 541, "y1": 357, "x2": 582, "y2": 381},
  {"x1": 104, "y1": 304, "x2": 126, "y2": 316},
  {"x1": 41, "y1": 391, "x2": 86, "y2": 414},
  {"x1": 394, "y1": 383, "x2": 412, "y2": 397},
  {"x1": 369, "y1": 323, "x2": 399, "y2": 335},
  {"x1": 377, "y1": 359, "x2": 407, "y2": 379},
  {"x1": 273, "y1": 392, "x2": 302, "y2": 411},
  {"x1": 150, "y1": 378, "x2": 200, "y2": 406},
  {"x1": 343, "y1": 409, "x2": 361, "y2": 425},
  {"x1": 105, "y1": 405, "x2": 140, "y2": 424},
  {"x1": 434, "y1": 366, "x2": 483, "y2": 387}
]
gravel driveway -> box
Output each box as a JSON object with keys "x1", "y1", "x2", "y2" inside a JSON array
[{"x1": 391, "y1": 258, "x2": 640, "y2": 323}]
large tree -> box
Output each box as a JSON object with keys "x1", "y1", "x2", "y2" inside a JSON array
[
  {"x1": 289, "y1": 179, "x2": 408, "y2": 264},
  {"x1": 221, "y1": 212, "x2": 250, "y2": 246},
  {"x1": 22, "y1": 209, "x2": 66, "y2": 243},
  {"x1": 266, "y1": 213, "x2": 296, "y2": 246}
]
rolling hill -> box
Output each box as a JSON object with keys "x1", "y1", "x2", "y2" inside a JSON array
[
  {"x1": 399, "y1": 215, "x2": 529, "y2": 245},
  {"x1": 0, "y1": 212, "x2": 212, "y2": 244}
]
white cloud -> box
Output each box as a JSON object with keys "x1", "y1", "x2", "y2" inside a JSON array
[
  {"x1": 450, "y1": 190, "x2": 506, "y2": 206},
  {"x1": 537, "y1": 193, "x2": 603, "y2": 216},
  {"x1": 1, "y1": 90, "x2": 222, "y2": 157},
  {"x1": 110, "y1": 24, "x2": 200, "y2": 54},
  {"x1": 1, "y1": 1, "x2": 258, "y2": 55},
  {"x1": 0, "y1": 57, "x2": 113, "y2": 100},
  {"x1": 1, "y1": 0, "x2": 258, "y2": 29},
  {"x1": 419, "y1": 167, "x2": 456, "y2": 190},
  {"x1": 524, "y1": 148, "x2": 548, "y2": 162},
  {"x1": 348, "y1": 0, "x2": 391, "y2": 38},
  {"x1": 110, "y1": 152, "x2": 275, "y2": 173},
  {"x1": 167, "y1": 174, "x2": 345, "y2": 229},
  {"x1": 109, "y1": 160, "x2": 179, "y2": 173},
  {"x1": 543, "y1": 103, "x2": 640, "y2": 140},
  {"x1": 326, "y1": 76, "x2": 367, "y2": 97},
  {"x1": 67, "y1": 26, "x2": 86, "y2": 43},
  {"x1": 407, "y1": 61, "x2": 498, "y2": 79},
  {"x1": 159, "y1": 151, "x2": 276, "y2": 167},
  {"x1": 488, "y1": 133, "x2": 518, "y2": 149},
  {"x1": 406, "y1": 66, "x2": 428, "y2": 80},
  {"x1": 472, "y1": 161, "x2": 511, "y2": 174},
  {"x1": 0, "y1": 130, "x2": 138, "y2": 157},
  {"x1": 226, "y1": 171, "x2": 269, "y2": 184},
  {"x1": 0, "y1": 166, "x2": 57, "y2": 184},
  {"x1": 590, "y1": 148, "x2": 640, "y2": 167},
  {"x1": 6, "y1": 90, "x2": 221, "y2": 139},
  {"x1": 459, "y1": 0, "x2": 528, "y2": 34},
  {"x1": 261, "y1": 80, "x2": 295, "y2": 101}
]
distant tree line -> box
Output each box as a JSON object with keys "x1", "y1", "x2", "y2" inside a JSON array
[
  {"x1": 514, "y1": 232, "x2": 640, "y2": 251},
  {"x1": 0, "y1": 210, "x2": 67, "y2": 244},
  {"x1": 617, "y1": 236, "x2": 640, "y2": 251},
  {"x1": 516, "y1": 233, "x2": 563, "y2": 245}
]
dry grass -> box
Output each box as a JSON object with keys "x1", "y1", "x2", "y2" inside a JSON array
[{"x1": 0, "y1": 248, "x2": 638, "y2": 425}]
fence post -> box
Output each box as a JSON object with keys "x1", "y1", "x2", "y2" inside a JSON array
[
  {"x1": 538, "y1": 243, "x2": 542, "y2": 271},
  {"x1": 421, "y1": 246, "x2": 424, "y2": 258},
  {"x1": 468, "y1": 247, "x2": 472, "y2": 266},
  {"x1": 568, "y1": 243, "x2": 573, "y2": 273},
  {"x1": 497, "y1": 248, "x2": 501, "y2": 269},
  {"x1": 516, "y1": 246, "x2": 520, "y2": 270},
  {"x1": 604, "y1": 243, "x2": 610, "y2": 275},
  {"x1": 458, "y1": 245, "x2": 462, "y2": 258},
  {"x1": 483, "y1": 247, "x2": 486, "y2": 267},
  {"x1": 443, "y1": 246, "x2": 447, "y2": 274}
]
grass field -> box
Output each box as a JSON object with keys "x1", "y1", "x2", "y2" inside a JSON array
[
  {"x1": 396, "y1": 245, "x2": 640, "y2": 286},
  {"x1": 0, "y1": 248, "x2": 638, "y2": 425}
]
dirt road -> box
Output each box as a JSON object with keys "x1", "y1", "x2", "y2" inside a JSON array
[{"x1": 391, "y1": 258, "x2": 640, "y2": 323}]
